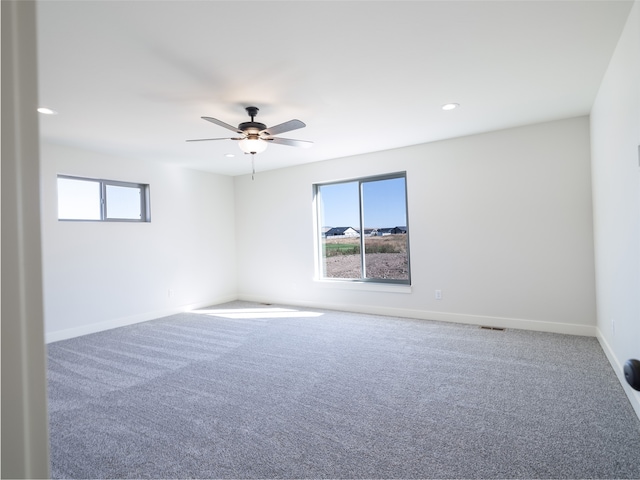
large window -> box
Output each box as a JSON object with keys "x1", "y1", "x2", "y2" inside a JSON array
[
  {"x1": 57, "y1": 175, "x2": 150, "y2": 222},
  {"x1": 315, "y1": 172, "x2": 410, "y2": 284}
]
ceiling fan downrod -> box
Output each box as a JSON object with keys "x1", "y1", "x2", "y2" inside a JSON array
[{"x1": 245, "y1": 106, "x2": 259, "y2": 122}]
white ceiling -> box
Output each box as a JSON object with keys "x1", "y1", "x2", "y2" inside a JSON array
[{"x1": 36, "y1": 0, "x2": 633, "y2": 176}]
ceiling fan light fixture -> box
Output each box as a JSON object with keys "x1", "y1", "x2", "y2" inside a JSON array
[{"x1": 238, "y1": 135, "x2": 268, "y2": 154}]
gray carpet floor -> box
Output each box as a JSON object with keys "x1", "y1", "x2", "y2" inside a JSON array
[{"x1": 47, "y1": 301, "x2": 640, "y2": 479}]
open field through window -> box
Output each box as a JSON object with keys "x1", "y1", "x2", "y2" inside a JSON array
[
  {"x1": 315, "y1": 172, "x2": 410, "y2": 284},
  {"x1": 57, "y1": 175, "x2": 150, "y2": 222}
]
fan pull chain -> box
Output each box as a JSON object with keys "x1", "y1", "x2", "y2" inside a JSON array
[{"x1": 251, "y1": 153, "x2": 255, "y2": 180}]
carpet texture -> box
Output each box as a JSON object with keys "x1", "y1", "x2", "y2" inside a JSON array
[{"x1": 47, "y1": 301, "x2": 640, "y2": 479}]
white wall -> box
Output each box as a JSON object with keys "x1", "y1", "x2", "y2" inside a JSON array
[
  {"x1": 590, "y1": 0, "x2": 640, "y2": 417},
  {"x1": 235, "y1": 116, "x2": 597, "y2": 336},
  {"x1": 41, "y1": 118, "x2": 600, "y2": 354},
  {"x1": 40, "y1": 142, "x2": 238, "y2": 342}
]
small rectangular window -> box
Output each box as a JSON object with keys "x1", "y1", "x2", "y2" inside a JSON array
[
  {"x1": 315, "y1": 172, "x2": 410, "y2": 284},
  {"x1": 57, "y1": 175, "x2": 150, "y2": 222}
]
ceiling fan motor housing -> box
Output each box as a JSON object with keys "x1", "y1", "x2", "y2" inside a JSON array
[
  {"x1": 238, "y1": 121, "x2": 267, "y2": 134},
  {"x1": 239, "y1": 106, "x2": 266, "y2": 134}
]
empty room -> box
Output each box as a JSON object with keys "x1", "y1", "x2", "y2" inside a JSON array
[{"x1": 3, "y1": 0, "x2": 640, "y2": 478}]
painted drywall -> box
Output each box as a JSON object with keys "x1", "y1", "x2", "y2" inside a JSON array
[
  {"x1": 590, "y1": 0, "x2": 640, "y2": 417},
  {"x1": 235, "y1": 116, "x2": 597, "y2": 336},
  {"x1": 40, "y1": 142, "x2": 238, "y2": 342},
  {"x1": 2, "y1": 1, "x2": 51, "y2": 477}
]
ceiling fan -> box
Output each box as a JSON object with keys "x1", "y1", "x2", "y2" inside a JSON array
[{"x1": 186, "y1": 106, "x2": 313, "y2": 155}]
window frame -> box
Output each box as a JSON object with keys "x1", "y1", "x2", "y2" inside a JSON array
[
  {"x1": 57, "y1": 175, "x2": 151, "y2": 222},
  {"x1": 314, "y1": 171, "x2": 411, "y2": 285}
]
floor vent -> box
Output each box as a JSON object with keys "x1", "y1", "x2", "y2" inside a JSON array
[{"x1": 480, "y1": 326, "x2": 505, "y2": 331}]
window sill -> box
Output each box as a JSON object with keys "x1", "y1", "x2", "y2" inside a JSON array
[{"x1": 314, "y1": 279, "x2": 412, "y2": 294}]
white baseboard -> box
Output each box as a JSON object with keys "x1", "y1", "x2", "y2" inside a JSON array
[
  {"x1": 237, "y1": 294, "x2": 597, "y2": 337},
  {"x1": 596, "y1": 328, "x2": 640, "y2": 421},
  {"x1": 45, "y1": 295, "x2": 238, "y2": 344}
]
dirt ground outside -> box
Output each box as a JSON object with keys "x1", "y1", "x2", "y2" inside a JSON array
[
  {"x1": 323, "y1": 252, "x2": 409, "y2": 280},
  {"x1": 322, "y1": 235, "x2": 409, "y2": 280}
]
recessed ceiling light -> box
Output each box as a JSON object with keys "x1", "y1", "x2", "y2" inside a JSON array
[
  {"x1": 224, "y1": 153, "x2": 235, "y2": 158},
  {"x1": 37, "y1": 107, "x2": 58, "y2": 115},
  {"x1": 442, "y1": 103, "x2": 459, "y2": 111}
]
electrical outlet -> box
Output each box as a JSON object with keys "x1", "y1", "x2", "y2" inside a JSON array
[
  {"x1": 435, "y1": 289, "x2": 442, "y2": 300},
  {"x1": 168, "y1": 289, "x2": 174, "y2": 298}
]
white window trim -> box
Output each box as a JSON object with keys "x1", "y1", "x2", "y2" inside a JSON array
[{"x1": 314, "y1": 278, "x2": 412, "y2": 293}]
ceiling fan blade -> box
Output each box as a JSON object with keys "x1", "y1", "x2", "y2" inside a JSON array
[
  {"x1": 260, "y1": 119, "x2": 306, "y2": 136},
  {"x1": 266, "y1": 137, "x2": 313, "y2": 148},
  {"x1": 202, "y1": 116, "x2": 243, "y2": 133},
  {"x1": 186, "y1": 137, "x2": 242, "y2": 142}
]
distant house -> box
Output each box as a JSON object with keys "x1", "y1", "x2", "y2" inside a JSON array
[
  {"x1": 325, "y1": 227, "x2": 360, "y2": 237},
  {"x1": 324, "y1": 226, "x2": 404, "y2": 237},
  {"x1": 377, "y1": 226, "x2": 407, "y2": 236}
]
